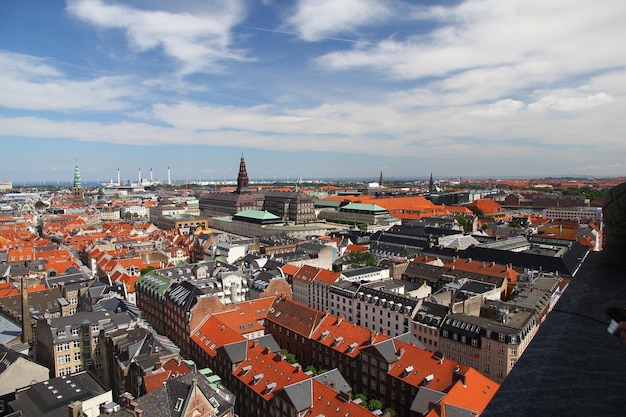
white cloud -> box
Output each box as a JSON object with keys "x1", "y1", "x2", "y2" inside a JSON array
[
  {"x1": 528, "y1": 91, "x2": 614, "y2": 112},
  {"x1": 315, "y1": 0, "x2": 626, "y2": 101},
  {"x1": 0, "y1": 51, "x2": 135, "y2": 111},
  {"x1": 286, "y1": 0, "x2": 391, "y2": 41},
  {"x1": 66, "y1": 0, "x2": 250, "y2": 74},
  {"x1": 468, "y1": 99, "x2": 525, "y2": 117}
]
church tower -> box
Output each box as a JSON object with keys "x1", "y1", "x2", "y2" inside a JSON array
[
  {"x1": 236, "y1": 153, "x2": 250, "y2": 194},
  {"x1": 379, "y1": 170, "x2": 384, "y2": 187},
  {"x1": 73, "y1": 160, "x2": 84, "y2": 206}
]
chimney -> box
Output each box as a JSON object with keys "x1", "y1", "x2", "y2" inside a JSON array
[
  {"x1": 68, "y1": 401, "x2": 82, "y2": 417},
  {"x1": 397, "y1": 346, "x2": 405, "y2": 357},
  {"x1": 21, "y1": 277, "x2": 32, "y2": 344}
]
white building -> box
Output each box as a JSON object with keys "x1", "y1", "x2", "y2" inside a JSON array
[{"x1": 542, "y1": 206, "x2": 602, "y2": 223}]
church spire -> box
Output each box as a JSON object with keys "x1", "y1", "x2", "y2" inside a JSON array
[
  {"x1": 236, "y1": 152, "x2": 249, "y2": 193},
  {"x1": 73, "y1": 159, "x2": 84, "y2": 206},
  {"x1": 73, "y1": 159, "x2": 82, "y2": 189},
  {"x1": 379, "y1": 170, "x2": 384, "y2": 187}
]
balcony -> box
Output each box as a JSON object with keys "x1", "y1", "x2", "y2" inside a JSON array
[{"x1": 483, "y1": 251, "x2": 626, "y2": 416}]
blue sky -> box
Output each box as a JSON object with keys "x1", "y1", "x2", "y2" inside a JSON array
[{"x1": 1, "y1": 0, "x2": 625, "y2": 184}]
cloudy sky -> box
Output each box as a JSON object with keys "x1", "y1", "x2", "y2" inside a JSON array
[{"x1": 1, "y1": 0, "x2": 625, "y2": 184}]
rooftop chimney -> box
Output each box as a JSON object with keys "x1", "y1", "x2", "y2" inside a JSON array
[{"x1": 21, "y1": 277, "x2": 32, "y2": 344}]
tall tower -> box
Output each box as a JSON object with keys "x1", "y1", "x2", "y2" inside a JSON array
[
  {"x1": 428, "y1": 172, "x2": 435, "y2": 193},
  {"x1": 73, "y1": 160, "x2": 84, "y2": 206},
  {"x1": 236, "y1": 153, "x2": 250, "y2": 194},
  {"x1": 379, "y1": 171, "x2": 384, "y2": 187},
  {"x1": 21, "y1": 278, "x2": 32, "y2": 344}
]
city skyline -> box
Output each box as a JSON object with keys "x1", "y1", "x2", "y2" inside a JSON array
[{"x1": 1, "y1": 0, "x2": 625, "y2": 183}]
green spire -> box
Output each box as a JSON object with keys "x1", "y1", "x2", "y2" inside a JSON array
[{"x1": 73, "y1": 160, "x2": 82, "y2": 189}]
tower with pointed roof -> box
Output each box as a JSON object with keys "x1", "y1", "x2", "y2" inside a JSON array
[
  {"x1": 73, "y1": 160, "x2": 84, "y2": 206},
  {"x1": 379, "y1": 170, "x2": 384, "y2": 187},
  {"x1": 236, "y1": 153, "x2": 250, "y2": 194}
]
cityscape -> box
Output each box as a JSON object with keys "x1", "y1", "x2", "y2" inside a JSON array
[
  {"x1": 0, "y1": 155, "x2": 624, "y2": 416},
  {"x1": 2, "y1": 0, "x2": 626, "y2": 416}
]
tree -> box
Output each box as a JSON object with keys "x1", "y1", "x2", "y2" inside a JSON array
[
  {"x1": 305, "y1": 365, "x2": 317, "y2": 374},
  {"x1": 455, "y1": 215, "x2": 469, "y2": 232},
  {"x1": 368, "y1": 399, "x2": 382, "y2": 411},
  {"x1": 140, "y1": 266, "x2": 157, "y2": 275},
  {"x1": 384, "y1": 408, "x2": 397, "y2": 417},
  {"x1": 348, "y1": 251, "x2": 377, "y2": 267},
  {"x1": 354, "y1": 393, "x2": 367, "y2": 405},
  {"x1": 280, "y1": 349, "x2": 297, "y2": 364}
]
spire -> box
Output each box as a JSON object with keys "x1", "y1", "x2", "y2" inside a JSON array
[
  {"x1": 236, "y1": 152, "x2": 249, "y2": 193},
  {"x1": 73, "y1": 159, "x2": 82, "y2": 189},
  {"x1": 73, "y1": 160, "x2": 84, "y2": 206},
  {"x1": 379, "y1": 170, "x2": 384, "y2": 187}
]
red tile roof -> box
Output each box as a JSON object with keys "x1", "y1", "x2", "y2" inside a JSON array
[
  {"x1": 310, "y1": 316, "x2": 389, "y2": 358},
  {"x1": 191, "y1": 316, "x2": 245, "y2": 358},
  {"x1": 308, "y1": 380, "x2": 377, "y2": 417},
  {"x1": 232, "y1": 342, "x2": 309, "y2": 402}
]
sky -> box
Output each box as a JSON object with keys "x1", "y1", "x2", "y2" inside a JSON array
[{"x1": 1, "y1": 0, "x2": 625, "y2": 184}]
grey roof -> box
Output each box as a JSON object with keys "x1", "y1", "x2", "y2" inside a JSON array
[
  {"x1": 445, "y1": 403, "x2": 480, "y2": 417},
  {"x1": 251, "y1": 334, "x2": 281, "y2": 354},
  {"x1": 313, "y1": 369, "x2": 351, "y2": 393},
  {"x1": 112, "y1": 371, "x2": 235, "y2": 417},
  {"x1": 410, "y1": 387, "x2": 445, "y2": 414},
  {"x1": 0, "y1": 314, "x2": 21, "y2": 345},
  {"x1": 366, "y1": 339, "x2": 399, "y2": 364},
  {"x1": 392, "y1": 332, "x2": 425, "y2": 350},
  {"x1": 9, "y1": 371, "x2": 109, "y2": 417},
  {"x1": 0, "y1": 344, "x2": 27, "y2": 374},
  {"x1": 220, "y1": 339, "x2": 248, "y2": 364},
  {"x1": 280, "y1": 379, "x2": 313, "y2": 412}
]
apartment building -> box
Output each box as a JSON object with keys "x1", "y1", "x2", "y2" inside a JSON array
[
  {"x1": 36, "y1": 311, "x2": 136, "y2": 379},
  {"x1": 353, "y1": 281, "x2": 421, "y2": 337}
]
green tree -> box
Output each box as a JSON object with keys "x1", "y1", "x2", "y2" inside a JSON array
[
  {"x1": 140, "y1": 266, "x2": 157, "y2": 275},
  {"x1": 368, "y1": 399, "x2": 382, "y2": 411},
  {"x1": 354, "y1": 393, "x2": 367, "y2": 405},
  {"x1": 348, "y1": 251, "x2": 377, "y2": 267},
  {"x1": 384, "y1": 408, "x2": 397, "y2": 417},
  {"x1": 455, "y1": 215, "x2": 469, "y2": 232},
  {"x1": 280, "y1": 349, "x2": 297, "y2": 364},
  {"x1": 305, "y1": 365, "x2": 317, "y2": 374}
]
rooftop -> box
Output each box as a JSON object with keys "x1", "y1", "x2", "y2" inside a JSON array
[{"x1": 483, "y1": 251, "x2": 626, "y2": 416}]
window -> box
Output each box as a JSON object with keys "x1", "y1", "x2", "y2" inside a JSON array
[
  {"x1": 499, "y1": 346, "x2": 505, "y2": 354},
  {"x1": 74, "y1": 352, "x2": 81, "y2": 361},
  {"x1": 471, "y1": 339, "x2": 478, "y2": 347},
  {"x1": 71, "y1": 328, "x2": 79, "y2": 336},
  {"x1": 95, "y1": 360, "x2": 102, "y2": 369},
  {"x1": 510, "y1": 348, "x2": 517, "y2": 356},
  {"x1": 485, "y1": 341, "x2": 491, "y2": 349},
  {"x1": 485, "y1": 364, "x2": 490, "y2": 373},
  {"x1": 175, "y1": 398, "x2": 184, "y2": 412}
]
